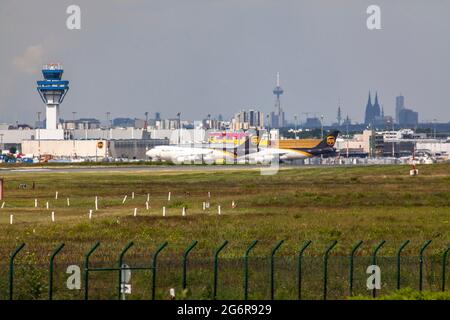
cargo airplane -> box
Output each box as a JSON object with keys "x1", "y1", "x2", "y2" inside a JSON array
[
  {"x1": 145, "y1": 131, "x2": 339, "y2": 164},
  {"x1": 145, "y1": 144, "x2": 235, "y2": 164},
  {"x1": 241, "y1": 131, "x2": 339, "y2": 163}
]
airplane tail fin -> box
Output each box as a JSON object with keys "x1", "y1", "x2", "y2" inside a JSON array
[{"x1": 314, "y1": 131, "x2": 339, "y2": 149}]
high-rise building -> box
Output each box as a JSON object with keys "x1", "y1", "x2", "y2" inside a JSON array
[
  {"x1": 232, "y1": 109, "x2": 264, "y2": 130},
  {"x1": 399, "y1": 109, "x2": 418, "y2": 126},
  {"x1": 395, "y1": 95, "x2": 405, "y2": 124}
]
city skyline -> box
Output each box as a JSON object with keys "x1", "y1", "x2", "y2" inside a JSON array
[{"x1": 1, "y1": 1, "x2": 450, "y2": 125}]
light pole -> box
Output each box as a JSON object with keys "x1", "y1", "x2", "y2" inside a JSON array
[
  {"x1": 144, "y1": 112, "x2": 148, "y2": 131},
  {"x1": 177, "y1": 113, "x2": 181, "y2": 145},
  {"x1": 392, "y1": 119, "x2": 395, "y2": 158},
  {"x1": 37, "y1": 112, "x2": 41, "y2": 158},
  {"x1": 222, "y1": 131, "x2": 226, "y2": 164},
  {"x1": 71, "y1": 112, "x2": 77, "y2": 158},
  {"x1": 106, "y1": 112, "x2": 111, "y2": 129},
  {"x1": 207, "y1": 114, "x2": 212, "y2": 149},
  {"x1": 433, "y1": 119, "x2": 437, "y2": 139},
  {"x1": 72, "y1": 112, "x2": 77, "y2": 127},
  {"x1": 346, "y1": 116, "x2": 349, "y2": 159},
  {"x1": 84, "y1": 121, "x2": 89, "y2": 140},
  {"x1": 320, "y1": 114, "x2": 324, "y2": 163},
  {"x1": 320, "y1": 114, "x2": 324, "y2": 139},
  {"x1": 294, "y1": 114, "x2": 298, "y2": 139}
]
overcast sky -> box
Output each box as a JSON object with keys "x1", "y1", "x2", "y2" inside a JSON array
[{"x1": 1, "y1": 0, "x2": 450, "y2": 125}]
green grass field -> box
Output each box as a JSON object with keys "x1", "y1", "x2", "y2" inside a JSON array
[{"x1": 0, "y1": 164, "x2": 449, "y2": 300}]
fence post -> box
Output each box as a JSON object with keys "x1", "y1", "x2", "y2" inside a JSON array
[
  {"x1": 270, "y1": 240, "x2": 284, "y2": 300},
  {"x1": 396, "y1": 240, "x2": 410, "y2": 290},
  {"x1": 442, "y1": 246, "x2": 450, "y2": 292},
  {"x1": 297, "y1": 240, "x2": 312, "y2": 300},
  {"x1": 151, "y1": 242, "x2": 168, "y2": 300},
  {"x1": 9, "y1": 243, "x2": 25, "y2": 300},
  {"x1": 243, "y1": 240, "x2": 258, "y2": 300},
  {"x1": 323, "y1": 240, "x2": 338, "y2": 300},
  {"x1": 419, "y1": 240, "x2": 432, "y2": 292},
  {"x1": 182, "y1": 240, "x2": 198, "y2": 290},
  {"x1": 371, "y1": 240, "x2": 385, "y2": 298},
  {"x1": 49, "y1": 243, "x2": 65, "y2": 300},
  {"x1": 118, "y1": 241, "x2": 134, "y2": 300},
  {"x1": 84, "y1": 242, "x2": 100, "y2": 300},
  {"x1": 348, "y1": 240, "x2": 363, "y2": 297},
  {"x1": 213, "y1": 240, "x2": 229, "y2": 300}
]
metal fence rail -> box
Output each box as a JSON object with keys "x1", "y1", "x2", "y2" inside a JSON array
[{"x1": 1, "y1": 240, "x2": 449, "y2": 300}]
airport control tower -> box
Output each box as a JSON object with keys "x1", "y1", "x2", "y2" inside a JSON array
[{"x1": 37, "y1": 63, "x2": 69, "y2": 130}]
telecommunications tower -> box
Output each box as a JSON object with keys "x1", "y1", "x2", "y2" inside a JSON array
[{"x1": 271, "y1": 72, "x2": 285, "y2": 128}]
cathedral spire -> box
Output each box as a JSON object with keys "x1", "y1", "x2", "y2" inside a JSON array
[
  {"x1": 364, "y1": 91, "x2": 373, "y2": 125},
  {"x1": 373, "y1": 91, "x2": 381, "y2": 118},
  {"x1": 367, "y1": 91, "x2": 372, "y2": 107}
]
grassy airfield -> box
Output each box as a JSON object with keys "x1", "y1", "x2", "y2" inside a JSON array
[{"x1": 0, "y1": 164, "x2": 449, "y2": 299}]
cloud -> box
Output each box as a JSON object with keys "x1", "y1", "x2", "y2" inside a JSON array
[{"x1": 13, "y1": 45, "x2": 44, "y2": 74}]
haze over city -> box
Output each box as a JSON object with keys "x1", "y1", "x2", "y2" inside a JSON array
[{"x1": 1, "y1": 0, "x2": 450, "y2": 125}]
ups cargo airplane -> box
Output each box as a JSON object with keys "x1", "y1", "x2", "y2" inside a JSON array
[{"x1": 146, "y1": 131, "x2": 339, "y2": 164}]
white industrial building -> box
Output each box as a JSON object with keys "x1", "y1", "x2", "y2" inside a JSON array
[
  {"x1": 336, "y1": 129, "x2": 450, "y2": 158},
  {"x1": 22, "y1": 139, "x2": 108, "y2": 158}
]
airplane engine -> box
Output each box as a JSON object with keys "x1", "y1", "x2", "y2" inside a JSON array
[
  {"x1": 203, "y1": 154, "x2": 216, "y2": 164},
  {"x1": 254, "y1": 155, "x2": 275, "y2": 164},
  {"x1": 174, "y1": 155, "x2": 199, "y2": 164}
]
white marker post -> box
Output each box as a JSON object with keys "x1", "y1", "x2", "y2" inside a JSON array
[
  {"x1": 168, "y1": 192, "x2": 171, "y2": 201},
  {"x1": 134, "y1": 208, "x2": 137, "y2": 217},
  {"x1": 1, "y1": 202, "x2": 5, "y2": 209},
  {"x1": 163, "y1": 206, "x2": 166, "y2": 217},
  {"x1": 55, "y1": 191, "x2": 58, "y2": 200},
  {"x1": 35, "y1": 199, "x2": 38, "y2": 208},
  {"x1": 95, "y1": 196, "x2": 98, "y2": 211},
  {"x1": 232, "y1": 200, "x2": 236, "y2": 209},
  {"x1": 51, "y1": 211, "x2": 55, "y2": 222},
  {"x1": 67, "y1": 198, "x2": 70, "y2": 207},
  {"x1": 89, "y1": 209, "x2": 93, "y2": 220},
  {"x1": 10, "y1": 214, "x2": 13, "y2": 225},
  {"x1": 147, "y1": 193, "x2": 150, "y2": 202},
  {"x1": 46, "y1": 202, "x2": 49, "y2": 210},
  {"x1": 202, "y1": 202, "x2": 206, "y2": 211},
  {"x1": 208, "y1": 191, "x2": 211, "y2": 198},
  {"x1": 122, "y1": 195, "x2": 127, "y2": 204},
  {"x1": 218, "y1": 205, "x2": 221, "y2": 215},
  {"x1": 132, "y1": 192, "x2": 135, "y2": 199},
  {"x1": 182, "y1": 207, "x2": 186, "y2": 216},
  {"x1": 146, "y1": 202, "x2": 149, "y2": 210}
]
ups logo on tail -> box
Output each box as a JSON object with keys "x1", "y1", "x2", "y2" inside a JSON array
[{"x1": 326, "y1": 136, "x2": 335, "y2": 146}]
